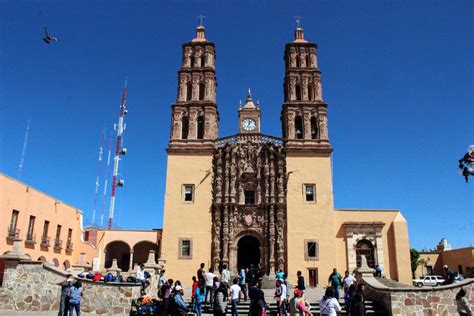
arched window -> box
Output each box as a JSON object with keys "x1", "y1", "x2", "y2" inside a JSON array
[
  {"x1": 295, "y1": 84, "x2": 301, "y2": 101},
  {"x1": 199, "y1": 83, "x2": 205, "y2": 100},
  {"x1": 295, "y1": 116, "x2": 304, "y2": 139},
  {"x1": 311, "y1": 117, "x2": 318, "y2": 139},
  {"x1": 182, "y1": 116, "x2": 189, "y2": 140},
  {"x1": 296, "y1": 56, "x2": 300, "y2": 68},
  {"x1": 197, "y1": 116, "x2": 205, "y2": 139},
  {"x1": 356, "y1": 239, "x2": 375, "y2": 268},
  {"x1": 191, "y1": 56, "x2": 195, "y2": 67},
  {"x1": 307, "y1": 54, "x2": 311, "y2": 68},
  {"x1": 186, "y1": 83, "x2": 192, "y2": 101},
  {"x1": 201, "y1": 56, "x2": 206, "y2": 67}
]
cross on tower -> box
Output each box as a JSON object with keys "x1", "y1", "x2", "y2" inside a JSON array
[
  {"x1": 294, "y1": 16, "x2": 304, "y2": 28},
  {"x1": 197, "y1": 14, "x2": 206, "y2": 27}
]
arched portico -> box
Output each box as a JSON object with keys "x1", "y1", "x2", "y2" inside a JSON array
[
  {"x1": 230, "y1": 231, "x2": 265, "y2": 274},
  {"x1": 132, "y1": 241, "x2": 160, "y2": 269},
  {"x1": 104, "y1": 240, "x2": 131, "y2": 272}
]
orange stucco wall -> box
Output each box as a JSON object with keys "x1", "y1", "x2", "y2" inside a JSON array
[
  {"x1": 416, "y1": 248, "x2": 474, "y2": 278},
  {"x1": 0, "y1": 173, "x2": 98, "y2": 267}
]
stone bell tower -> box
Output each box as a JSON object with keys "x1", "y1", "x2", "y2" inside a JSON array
[
  {"x1": 168, "y1": 24, "x2": 219, "y2": 153},
  {"x1": 281, "y1": 26, "x2": 331, "y2": 153},
  {"x1": 238, "y1": 89, "x2": 261, "y2": 134}
]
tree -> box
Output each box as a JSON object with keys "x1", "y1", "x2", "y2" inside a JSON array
[
  {"x1": 410, "y1": 248, "x2": 420, "y2": 278},
  {"x1": 417, "y1": 258, "x2": 428, "y2": 277}
]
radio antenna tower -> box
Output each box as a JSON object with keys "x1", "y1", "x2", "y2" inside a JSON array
[
  {"x1": 108, "y1": 79, "x2": 128, "y2": 229},
  {"x1": 17, "y1": 117, "x2": 31, "y2": 181},
  {"x1": 100, "y1": 131, "x2": 113, "y2": 227},
  {"x1": 91, "y1": 128, "x2": 105, "y2": 225}
]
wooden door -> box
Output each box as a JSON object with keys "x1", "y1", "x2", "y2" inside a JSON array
[{"x1": 308, "y1": 268, "x2": 318, "y2": 287}]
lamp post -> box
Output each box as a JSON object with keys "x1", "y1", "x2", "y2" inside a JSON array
[{"x1": 458, "y1": 145, "x2": 474, "y2": 183}]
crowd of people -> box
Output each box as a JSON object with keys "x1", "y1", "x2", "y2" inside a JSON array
[{"x1": 57, "y1": 263, "x2": 471, "y2": 316}]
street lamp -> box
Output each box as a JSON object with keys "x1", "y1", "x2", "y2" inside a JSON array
[{"x1": 458, "y1": 145, "x2": 474, "y2": 183}]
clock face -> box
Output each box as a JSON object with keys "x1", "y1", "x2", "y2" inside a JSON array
[{"x1": 242, "y1": 118, "x2": 256, "y2": 131}]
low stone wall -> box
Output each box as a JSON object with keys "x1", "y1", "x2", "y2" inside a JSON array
[
  {"x1": 0, "y1": 260, "x2": 141, "y2": 314},
  {"x1": 362, "y1": 276, "x2": 474, "y2": 315}
]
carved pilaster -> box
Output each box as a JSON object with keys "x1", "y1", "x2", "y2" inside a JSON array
[{"x1": 183, "y1": 47, "x2": 192, "y2": 68}]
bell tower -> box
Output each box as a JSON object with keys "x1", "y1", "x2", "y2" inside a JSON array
[
  {"x1": 281, "y1": 25, "x2": 332, "y2": 153},
  {"x1": 168, "y1": 24, "x2": 219, "y2": 153},
  {"x1": 238, "y1": 89, "x2": 261, "y2": 134}
]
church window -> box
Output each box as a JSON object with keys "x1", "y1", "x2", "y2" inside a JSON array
[
  {"x1": 295, "y1": 116, "x2": 303, "y2": 139},
  {"x1": 201, "y1": 56, "x2": 206, "y2": 67},
  {"x1": 179, "y1": 238, "x2": 192, "y2": 259},
  {"x1": 308, "y1": 85, "x2": 314, "y2": 101},
  {"x1": 197, "y1": 116, "x2": 205, "y2": 139},
  {"x1": 310, "y1": 117, "x2": 318, "y2": 139},
  {"x1": 295, "y1": 84, "x2": 301, "y2": 101},
  {"x1": 307, "y1": 54, "x2": 311, "y2": 68},
  {"x1": 186, "y1": 83, "x2": 192, "y2": 101},
  {"x1": 182, "y1": 116, "x2": 189, "y2": 139},
  {"x1": 183, "y1": 185, "x2": 194, "y2": 203},
  {"x1": 304, "y1": 184, "x2": 316, "y2": 202},
  {"x1": 244, "y1": 190, "x2": 255, "y2": 205},
  {"x1": 199, "y1": 83, "x2": 205, "y2": 100},
  {"x1": 191, "y1": 56, "x2": 195, "y2": 68},
  {"x1": 296, "y1": 56, "x2": 300, "y2": 68},
  {"x1": 305, "y1": 240, "x2": 319, "y2": 260}
]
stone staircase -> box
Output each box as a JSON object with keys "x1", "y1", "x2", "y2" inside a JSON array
[{"x1": 200, "y1": 300, "x2": 376, "y2": 315}]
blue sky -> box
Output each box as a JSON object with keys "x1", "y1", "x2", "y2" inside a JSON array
[{"x1": 1, "y1": 0, "x2": 472, "y2": 250}]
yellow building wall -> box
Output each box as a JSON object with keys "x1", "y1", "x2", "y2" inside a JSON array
[
  {"x1": 161, "y1": 154, "x2": 213, "y2": 283},
  {"x1": 0, "y1": 173, "x2": 98, "y2": 267},
  {"x1": 285, "y1": 153, "x2": 336, "y2": 286},
  {"x1": 416, "y1": 253, "x2": 441, "y2": 278}
]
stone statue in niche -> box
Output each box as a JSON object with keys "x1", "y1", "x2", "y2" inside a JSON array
[
  {"x1": 172, "y1": 111, "x2": 182, "y2": 138},
  {"x1": 300, "y1": 50, "x2": 307, "y2": 68},
  {"x1": 319, "y1": 115, "x2": 328, "y2": 139},
  {"x1": 194, "y1": 48, "x2": 202, "y2": 67},
  {"x1": 289, "y1": 77, "x2": 296, "y2": 101},
  {"x1": 310, "y1": 53, "x2": 317, "y2": 68},
  {"x1": 183, "y1": 48, "x2": 192, "y2": 67},
  {"x1": 179, "y1": 77, "x2": 187, "y2": 101}
]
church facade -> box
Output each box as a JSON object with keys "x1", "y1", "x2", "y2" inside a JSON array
[{"x1": 161, "y1": 25, "x2": 412, "y2": 285}]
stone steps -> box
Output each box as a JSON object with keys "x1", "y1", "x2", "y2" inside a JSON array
[{"x1": 200, "y1": 300, "x2": 376, "y2": 315}]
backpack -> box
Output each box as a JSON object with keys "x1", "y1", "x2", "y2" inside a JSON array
[
  {"x1": 69, "y1": 287, "x2": 82, "y2": 304},
  {"x1": 105, "y1": 273, "x2": 115, "y2": 282},
  {"x1": 144, "y1": 271, "x2": 151, "y2": 279}
]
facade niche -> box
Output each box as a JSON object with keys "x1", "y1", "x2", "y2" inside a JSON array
[
  {"x1": 197, "y1": 116, "x2": 205, "y2": 139},
  {"x1": 199, "y1": 83, "x2": 205, "y2": 100},
  {"x1": 295, "y1": 116, "x2": 304, "y2": 139},
  {"x1": 295, "y1": 84, "x2": 301, "y2": 101},
  {"x1": 186, "y1": 83, "x2": 192, "y2": 101},
  {"x1": 182, "y1": 116, "x2": 189, "y2": 140},
  {"x1": 310, "y1": 117, "x2": 318, "y2": 139}
]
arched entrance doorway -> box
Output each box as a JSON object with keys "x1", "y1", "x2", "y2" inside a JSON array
[
  {"x1": 355, "y1": 239, "x2": 375, "y2": 268},
  {"x1": 105, "y1": 241, "x2": 131, "y2": 272},
  {"x1": 237, "y1": 236, "x2": 260, "y2": 269}
]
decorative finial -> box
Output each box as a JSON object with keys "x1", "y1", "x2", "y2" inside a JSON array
[
  {"x1": 247, "y1": 88, "x2": 252, "y2": 99},
  {"x1": 239, "y1": 100, "x2": 242, "y2": 109},
  {"x1": 294, "y1": 16, "x2": 304, "y2": 28},
  {"x1": 243, "y1": 89, "x2": 256, "y2": 109},
  {"x1": 197, "y1": 14, "x2": 206, "y2": 27},
  {"x1": 256, "y1": 100, "x2": 260, "y2": 109}
]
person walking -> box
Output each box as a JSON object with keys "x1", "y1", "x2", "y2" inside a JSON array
[
  {"x1": 213, "y1": 282, "x2": 228, "y2": 316},
  {"x1": 274, "y1": 279, "x2": 287, "y2": 316},
  {"x1": 67, "y1": 281, "x2": 83, "y2": 316},
  {"x1": 195, "y1": 281, "x2": 206, "y2": 316},
  {"x1": 327, "y1": 268, "x2": 342, "y2": 300},
  {"x1": 249, "y1": 280, "x2": 266, "y2": 316},
  {"x1": 319, "y1": 287, "x2": 341, "y2": 316},
  {"x1": 456, "y1": 288, "x2": 472, "y2": 316},
  {"x1": 229, "y1": 278, "x2": 241, "y2": 316},
  {"x1": 197, "y1": 263, "x2": 206, "y2": 283},
  {"x1": 57, "y1": 274, "x2": 74, "y2": 316},
  {"x1": 239, "y1": 267, "x2": 248, "y2": 301}
]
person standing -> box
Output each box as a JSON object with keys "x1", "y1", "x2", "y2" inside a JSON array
[
  {"x1": 159, "y1": 278, "x2": 173, "y2": 316},
  {"x1": 276, "y1": 269, "x2": 285, "y2": 281},
  {"x1": 343, "y1": 271, "x2": 356, "y2": 293},
  {"x1": 274, "y1": 279, "x2": 287, "y2": 316},
  {"x1": 158, "y1": 269, "x2": 167, "y2": 289},
  {"x1": 205, "y1": 268, "x2": 216, "y2": 306},
  {"x1": 197, "y1": 263, "x2": 206, "y2": 283},
  {"x1": 191, "y1": 276, "x2": 199, "y2": 313},
  {"x1": 229, "y1": 278, "x2": 241, "y2": 316},
  {"x1": 57, "y1": 274, "x2": 74, "y2": 316},
  {"x1": 68, "y1": 281, "x2": 83, "y2": 316},
  {"x1": 327, "y1": 268, "x2": 342, "y2": 300},
  {"x1": 239, "y1": 267, "x2": 248, "y2": 301},
  {"x1": 350, "y1": 284, "x2": 366, "y2": 316},
  {"x1": 221, "y1": 264, "x2": 230, "y2": 286},
  {"x1": 296, "y1": 271, "x2": 306, "y2": 296},
  {"x1": 319, "y1": 287, "x2": 341, "y2": 316},
  {"x1": 456, "y1": 288, "x2": 472, "y2": 316},
  {"x1": 195, "y1": 281, "x2": 206, "y2": 316}
]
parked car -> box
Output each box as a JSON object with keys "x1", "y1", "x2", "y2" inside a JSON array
[{"x1": 412, "y1": 275, "x2": 445, "y2": 287}]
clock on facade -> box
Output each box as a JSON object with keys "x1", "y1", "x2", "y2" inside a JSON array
[{"x1": 242, "y1": 118, "x2": 256, "y2": 131}]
